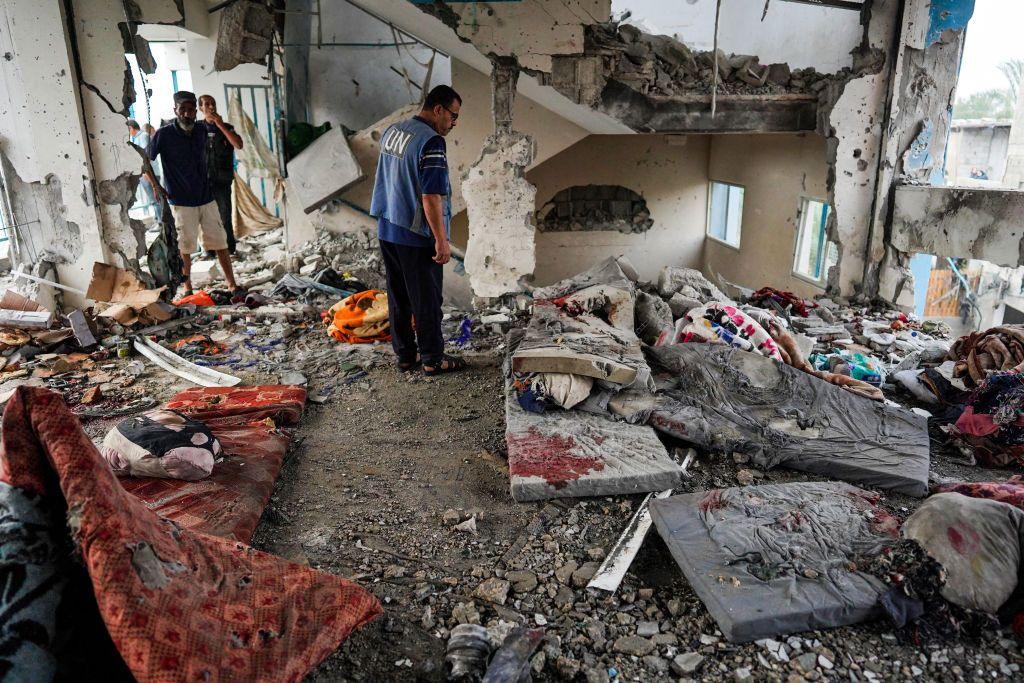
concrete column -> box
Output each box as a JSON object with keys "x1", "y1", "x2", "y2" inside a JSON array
[
  {"x1": 863, "y1": 0, "x2": 974, "y2": 309},
  {"x1": 463, "y1": 57, "x2": 538, "y2": 298}
]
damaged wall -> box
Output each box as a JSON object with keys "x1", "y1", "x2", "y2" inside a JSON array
[
  {"x1": 69, "y1": 0, "x2": 183, "y2": 274},
  {"x1": 0, "y1": 0, "x2": 110, "y2": 302},
  {"x1": 437, "y1": 0, "x2": 610, "y2": 73},
  {"x1": 704, "y1": 133, "x2": 833, "y2": 299},
  {"x1": 861, "y1": 0, "x2": 974, "y2": 307},
  {"x1": 816, "y1": 0, "x2": 900, "y2": 301},
  {"x1": 462, "y1": 58, "x2": 538, "y2": 298},
  {"x1": 890, "y1": 185, "x2": 1024, "y2": 267},
  {"x1": 524, "y1": 134, "x2": 710, "y2": 285}
]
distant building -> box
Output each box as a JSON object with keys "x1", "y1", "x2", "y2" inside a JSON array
[{"x1": 945, "y1": 119, "x2": 1012, "y2": 186}]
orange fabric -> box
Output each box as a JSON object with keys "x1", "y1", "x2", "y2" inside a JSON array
[
  {"x1": 327, "y1": 290, "x2": 391, "y2": 344},
  {"x1": 174, "y1": 290, "x2": 216, "y2": 307}
]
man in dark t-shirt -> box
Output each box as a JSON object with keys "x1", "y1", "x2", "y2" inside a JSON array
[
  {"x1": 144, "y1": 90, "x2": 241, "y2": 296},
  {"x1": 198, "y1": 95, "x2": 243, "y2": 255}
]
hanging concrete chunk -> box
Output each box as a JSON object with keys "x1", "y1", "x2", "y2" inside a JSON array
[
  {"x1": 287, "y1": 127, "x2": 365, "y2": 214},
  {"x1": 511, "y1": 303, "x2": 653, "y2": 389},
  {"x1": 649, "y1": 482, "x2": 898, "y2": 642},
  {"x1": 614, "y1": 343, "x2": 930, "y2": 497}
]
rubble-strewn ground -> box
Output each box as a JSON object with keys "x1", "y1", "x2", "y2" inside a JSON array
[
  {"x1": 65, "y1": 229, "x2": 1024, "y2": 682},
  {"x1": 80, "y1": 344, "x2": 1022, "y2": 683}
]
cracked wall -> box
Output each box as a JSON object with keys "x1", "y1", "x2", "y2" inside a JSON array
[
  {"x1": 463, "y1": 58, "x2": 538, "y2": 298},
  {"x1": 863, "y1": 0, "x2": 975, "y2": 307},
  {"x1": 890, "y1": 186, "x2": 1024, "y2": 267},
  {"x1": 432, "y1": 0, "x2": 609, "y2": 73},
  {"x1": 0, "y1": 0, "x2": 188, "y2": 303},
  {"x1": 69, "y1": 0, "x2": 182, "y2": 274},
  {"x1": 818, "y1": 0, "x2": 898, "y2": 301}
]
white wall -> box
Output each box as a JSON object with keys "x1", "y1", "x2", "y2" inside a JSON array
[
  {"x1": 614, "y1": 0, "x2": 865, "y2": 73},
  {"x1": 307, "y1": 2, "x2": 451, "y2": 131},
  {"x1": 525, "y1": 134, "x2": 711, "y2": 285},
  {"x1": 946, "y1": 124, "x2": 1012, "y2": 186},
  {"x1": 0, "y1": 0, "x2": 105, "y2": 303}
]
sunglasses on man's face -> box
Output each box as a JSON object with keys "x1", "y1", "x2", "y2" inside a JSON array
[{"x1": 442, "y1": 105, "x2": 459, "y2": 122}]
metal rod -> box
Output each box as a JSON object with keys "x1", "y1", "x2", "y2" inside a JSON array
[
  {"x1": 274, "y1": 41, "x2": 421, "y2": 47},
  {"x1": 711, "y1": 0, "x2": 722, "y2": 119},
  {"x1": 316, "y1": 0, "x2": 323, "y2": 49},
  {"x1": 12, "y1": 270, "x2": 87, "y2": 296}
]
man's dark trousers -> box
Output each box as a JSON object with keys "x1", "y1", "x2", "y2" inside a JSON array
[
  {"x1": 212, "y1": 183, "x2": 235, "y2": 253},
  {"x1": 380, "y1": 240, "x2": 443, "y2": 366}
]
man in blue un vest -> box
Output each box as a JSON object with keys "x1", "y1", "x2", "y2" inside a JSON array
[{"x1": 370, "y1": 85, "x2": 467, "y2": 376}]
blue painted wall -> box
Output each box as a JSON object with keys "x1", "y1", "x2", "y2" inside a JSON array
[{"x1": 926, "y1": 0, "x2": 976, "y2": 45}]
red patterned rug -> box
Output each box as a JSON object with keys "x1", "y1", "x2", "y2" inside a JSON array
[{"x1": 0, "y1": 387, "x2": 380, "y2": 682}]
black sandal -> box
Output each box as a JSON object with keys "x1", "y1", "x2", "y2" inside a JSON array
[
  {"x1": 423, "y1": 355, "x2": 467, "y2": 376},
  {"x1": 397, "y1": 357, "x2": 421, "y2": 372}
]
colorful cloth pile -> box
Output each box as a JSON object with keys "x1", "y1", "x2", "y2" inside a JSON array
[
  {"x1": 749, "y1": 287, "x2": 818, "y2": 318},
  {"x1": 932, "y1": 477, "x2": 1024, "y2": 511},
  {"x1": 327, "y1": 290, "x2": 391, "y2": 344},
  {"x1": 810, "y1": 350, "x2": 886, "y2": 385},
  {"x1": 953, "y1": 371, "x2": 1024, "y2": 467},
  {"x1": 675, "y1": 302, "x2": 783, "y2": 361},
  {"x1": 0, "y1": 387, "x2": 380, "y2": 681},
  {"x1": 949, "y1": 325, "x2": 1024, "y2": 388},
  {"x1": 173, "y1": 333, "x2": 227, "y2": 358}
]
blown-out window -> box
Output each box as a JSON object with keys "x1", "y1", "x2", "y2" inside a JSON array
[
  {"x1": 793, "y1": 197, "x2": 838, "y2": 284},
  {"x1": 706, "y1": 181, "x2": 744, "y2": 248}
]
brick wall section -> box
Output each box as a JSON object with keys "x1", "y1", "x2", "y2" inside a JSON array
[{"x1": 537, "y1": 184, "x2": 653, "y2": 234}]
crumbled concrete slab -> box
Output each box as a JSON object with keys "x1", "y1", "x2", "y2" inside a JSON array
[
  {"x1": 511, "y1": 303, "x2": 652, "y2": 390},
  {"x1": 287, "y1": 127, "x2": 365, "y2": 214},
  {"x1": 890, "y1": 185, "x2": 1024, "y2": 268}
]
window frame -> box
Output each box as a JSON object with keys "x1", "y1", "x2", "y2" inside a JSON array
[
  {"x1": 705, "y1": 180, "x2": 745, "y2": 250},
  {"x1": 791, "y1": 196, "x2": 833, "y2": 287}
]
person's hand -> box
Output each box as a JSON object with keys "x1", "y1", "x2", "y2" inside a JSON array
[
  {"x1": 207, "y1": 112, "x2": 224, "y2": 126},
  {"x1": 152, "y1": 183, "x2": 166, "y2": 201},
  {"x1": 433, "y1": 238, "x2": 451, "y2": 265}
]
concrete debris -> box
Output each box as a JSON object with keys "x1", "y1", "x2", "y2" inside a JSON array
[
  {"x1": 287, "y1": 127, "x2": 366, "y2": 214},
  {"x1": 657, "y1": 266, "x2": 731, "y2": 303}
]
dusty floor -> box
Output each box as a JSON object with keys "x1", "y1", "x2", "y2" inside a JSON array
[{"x1": 79, "y1": 317, "x2": 1024, "y2": 682}]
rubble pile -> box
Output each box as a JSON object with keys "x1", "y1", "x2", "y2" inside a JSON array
[
  {"x1": 4, "y1": 225, "x2": 1024, "y2": 680},
  {"x1": 587, "y1": 21, "x2": 836, "y2": 98}
]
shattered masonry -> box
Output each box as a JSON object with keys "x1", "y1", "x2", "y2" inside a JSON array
[{"x1": 463, "y1": 56, "x2": 538, "y2": 299}]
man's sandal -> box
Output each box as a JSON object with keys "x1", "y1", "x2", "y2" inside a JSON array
[
  {"x1": 397, "y1": 357, "x2": 421, "y2": 372},
  {"x1": 423, "y1": 355, "x2": 467, "y2": 376}
]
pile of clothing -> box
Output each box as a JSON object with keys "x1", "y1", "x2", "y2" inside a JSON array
[
  {"x1": 952, "y1": 371, "x2": 1024, "y2": 467},
  {"x1": 950, "y1": 325, "x2": 1024, "y2": 388},
  {"x1": 326, "y1": 290, "x2": 391, "y2": 344}
]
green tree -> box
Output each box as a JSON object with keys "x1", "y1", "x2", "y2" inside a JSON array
[
  {"x1": 954, "y1": 89, "x2": 1014, "y2": 119},
  {"x1": 953, "y1": 58, "x2": 1024, "y2": 120},
  {"x1": 998, "y1": 58, "x2": 1024, "y2": 103}
]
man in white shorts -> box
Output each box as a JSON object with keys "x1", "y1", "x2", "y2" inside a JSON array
[{"x1": 144, "y1": 90, "x2": 241, "y2": 297}]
